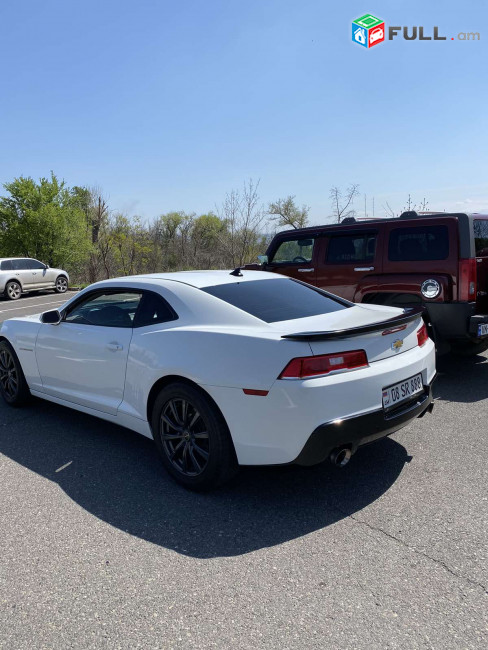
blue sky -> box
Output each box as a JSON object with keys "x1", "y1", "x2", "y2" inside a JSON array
[{"x1": 0, "y1": 0, "x2": 487, "y2": 224}]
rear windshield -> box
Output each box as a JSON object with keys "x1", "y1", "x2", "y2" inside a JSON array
[
  {"x1": 389, "y1": 225, "x2": 449, "y2": 261},
  {"x1": 474, "y1": 219, "x2": 488, "y2": 256},
  {"x1": 201, "y1": 279, "x2": 349, "y2": 323}
]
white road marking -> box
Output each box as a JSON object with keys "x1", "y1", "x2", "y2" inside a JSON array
[
  {"x1": 55, "y1": 461, "x2": 73, "y2": 473},
  {"x1": 0, "y1": 297, "x2": 74, "y2": 314}
]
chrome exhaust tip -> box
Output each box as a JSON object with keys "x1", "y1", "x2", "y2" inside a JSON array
[{"x1": 330, "y1": 447, "x2": 352, "y2": 468}]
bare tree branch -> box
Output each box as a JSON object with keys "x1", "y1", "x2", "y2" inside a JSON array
[{"x1": 329, "y1": 184, "x2": 360, "y2": 223}]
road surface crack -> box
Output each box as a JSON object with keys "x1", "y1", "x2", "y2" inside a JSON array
[{"x1": 334, "y1": 507, "x2": 488, "y2": 595}]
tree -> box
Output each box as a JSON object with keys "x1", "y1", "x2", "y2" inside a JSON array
[
  {"x1": 383, "y1": 201, "x2": 397, "y2": 218},
  {"x1": 268, "y1": 196, "x2": 310, "y2": 229},
  {"x1": 329, "y1": 184, "x2": 360, "y2": 223},
  {"x1": 71, "y1": 185, "x2": 109, "y2": 244},
  {"x1": 110, "y1": 214, "x2": 151, "y2": 276},
  {"x1": 217, "y1": 179, "x2": 268, "y2": 267},
  {"x1": 401, "y1": 194, "x2": 429, "y2": 213},
  {"x1": 191, "y1": 213, "x2": 228, "y2": 268},
  {"x1": 71, "y1": 186, "x2": 110, "y2": 282},
  {"x1": 0, "y1": 173, "x2": 91, "y2": 276}
]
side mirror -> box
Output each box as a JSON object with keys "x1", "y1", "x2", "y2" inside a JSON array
[
  {"x1": 41, "y1": 309, "x2": 62, "y2": 325},
  {"x1": 44, "y1": 264, "x2": 50, "y2": 269},
  {"x1": 257, "y1": 255, "x2": 268, "y2": 265}
]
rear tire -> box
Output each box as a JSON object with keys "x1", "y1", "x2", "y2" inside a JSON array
[
  {"x1": 0, "y1": 341, "x2": 30, "y2": 406},
  {"x1": 54, "y1": 276, "x2": 68, "y2": 293},
  {"x1": 5, "y1": 281, "x2": 22, "y2": 301},
  {"x1": 151, "y1": 382, "x2": 238, "y2": 491}
]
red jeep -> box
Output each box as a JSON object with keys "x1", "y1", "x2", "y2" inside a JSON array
[{"x1": 252, "y1": 212, "x2": 488, "y2": 355}]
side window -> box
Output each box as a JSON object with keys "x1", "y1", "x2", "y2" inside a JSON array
[
  {"x1": 10, "y1": 260, "x2": 25, "y2": 270},
  {"x1": 269, "y1": 238, "x2": 315, "y2": 264},
  {"x1": 27, "y1": 259, "x2": 46, "y2": 270},
  {"x1": 134, "y1": 292, "x2": 178, "y2": 327},
  {"x1": 326, "y1": 234, "x2": 377, "y2": 264},
  {"x1": 0, "y1": 260, "x2": 13, "y2": 271},
  {"x1": 474, "y1": 220, "x2": 488, "y2": 256},
  {"x1": 16, "y1": 259, "x2": 34, "y2": 270},
  {"x1": 389, "y1": 226, "x2": 449, "y2": 261},
  {"x1": 65, "y1": 292, "x2": 142, "y2": 327}
]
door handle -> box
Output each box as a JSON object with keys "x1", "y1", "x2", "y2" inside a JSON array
[
  {"x1": 354, "y1": 267, "x2": 374, "y2": 272},
  {"x1": 298, "y1": 268, "x2": 315, "y2": 272},
  {"x1": 106, "y1": 342, "x2": 123, "y2": 352}
]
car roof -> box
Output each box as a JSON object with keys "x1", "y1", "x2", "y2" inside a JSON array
[
  {"x1": 272, "y1": 211, "x2": 488, "y2": 239},
  {"x1": 127, "y1": 269, "x2": 285, "y2": 289}
]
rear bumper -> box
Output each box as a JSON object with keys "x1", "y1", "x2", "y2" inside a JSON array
[
  {"x1": 468, "y1": 314, "x2": 488, "y2": 338},
  {"x1": 426, "y1": 303, "x2": 488, "y2": 341},
  {"x1": 204, "y1": 340, "x2": 436, "y2": 466},
  {"x1": 293, "y1": 381, "x2": 435, "y2": 466}
]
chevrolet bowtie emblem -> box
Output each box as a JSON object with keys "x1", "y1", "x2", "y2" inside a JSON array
[{"x1": 392, "y1": 339, "x2": 404, "y2": 352}]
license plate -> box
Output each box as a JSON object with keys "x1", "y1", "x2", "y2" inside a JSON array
[
  {"x1": 382, "y1": 373, "x2": 423, "y2": 410},
  {"x1": 478, "y1": 323, "x2": 488, "y2": 337}
]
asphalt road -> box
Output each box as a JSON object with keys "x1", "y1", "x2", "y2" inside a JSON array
[
  {"x1": 0, "y1": 293, "x2": 487, "y2": 649},
  {"x1": 0, "y1": 290, "x2": 78, "y2": 322}
]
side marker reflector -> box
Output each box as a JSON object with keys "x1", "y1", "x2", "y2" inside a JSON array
[{"x1": 243, "y1": 389, "x2": 269, "y2": 396}]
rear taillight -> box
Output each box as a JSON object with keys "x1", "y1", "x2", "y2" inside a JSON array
[
  {"x1": 278, "y1": 350, "x2": 368, "y2": 379},
  {"x1": 458, "y1": 258, "x2": 477, "y2": 301},
  {"x1": 417, "y1": 322, "x2": 429, "y2": 347}
]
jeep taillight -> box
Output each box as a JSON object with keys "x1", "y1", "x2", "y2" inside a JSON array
[
  {"x1": 458, "y1": 258, "x2": 477, "y2": 302},
  {"x1": 417, "y1": 322, "x2": 429, "y2": 347},
  {"x1": 278, "y1": 350, "x2": 368, "y2": 379}
]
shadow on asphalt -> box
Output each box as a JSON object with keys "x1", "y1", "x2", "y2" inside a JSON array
[
  {"x1": 434, "y1": 352, "x2": 488, "y2": 403},
  {"x1": 0, "y1": 398, "x2": 410, "y2": 558}
]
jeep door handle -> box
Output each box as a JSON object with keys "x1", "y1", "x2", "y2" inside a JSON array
[
  {"x1": 354, "y1": 266, "x2": 374, "y2": 271},
  {"x1": 298, "y1": 268, "x2": 314, "y2": 272},
  {"x1": 106, "y1": 342, "x2": 123, "y2": 352}
]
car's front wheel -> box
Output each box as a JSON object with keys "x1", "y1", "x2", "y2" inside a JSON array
[
  {"x1": 54, "y1": 276, "x2": 68, "y2": 293},
  {"x1": 151, "y1": 382, "x2": 238, "y2": 490},
  {"x1": 5, "y1": 281, "x2": 22, "y2": 301},
  {"x1": 0, "y1": 341, "x2": 30, "y2": 406}
]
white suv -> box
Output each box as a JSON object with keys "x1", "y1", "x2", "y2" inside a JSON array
[{"x1": 0, "y1": 258, "x2": 69, "y2": 300}]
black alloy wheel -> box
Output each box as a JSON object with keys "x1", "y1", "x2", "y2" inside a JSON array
[
  {"x1": 160, "y1": 397, "x2": 210, "y2": 476},
  {"x1": 151, "y1": 382, "x2": 238, "y2": 490},
  {"x1": 0, "y1": 342, "x2": 29, "y2": 406}
]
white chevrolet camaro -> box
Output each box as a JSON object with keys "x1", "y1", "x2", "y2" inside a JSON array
[{"x1": 0, "y1": 270, "x2": 435, "y2": 489}]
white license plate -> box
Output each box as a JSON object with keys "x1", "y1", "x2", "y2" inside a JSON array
[
  {"x1": 478, "y1": 323, "x2": 488, "y2": 337},
  {"x1": 382, "y1": 373, "x2": 423, "y2": 410}
]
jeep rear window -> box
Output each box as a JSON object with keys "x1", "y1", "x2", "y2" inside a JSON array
[
  {"x1": 474, "y1": 219, "x2": 488, "y2": 256},
  {"x1": 201, "y1": 279, "x2": 349, "y2": 323},
  {"x1": 388, "y1": 225, "x2": 449, "y2": 261}
]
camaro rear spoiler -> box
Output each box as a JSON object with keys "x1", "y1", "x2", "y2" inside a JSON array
[{"x1": 281, "y1": 306, "x2": 425, "y2": 341}]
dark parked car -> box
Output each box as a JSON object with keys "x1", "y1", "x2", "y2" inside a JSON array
[{"x1": 248, "y1": 211, "x2": 488, "y2": 355}]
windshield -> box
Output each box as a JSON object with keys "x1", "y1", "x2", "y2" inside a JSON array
[{"x1": 201, "y1": 278, "x2": 350, "y2": 323}]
